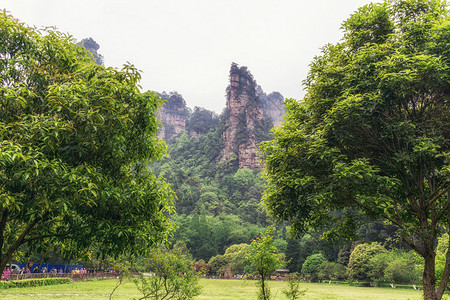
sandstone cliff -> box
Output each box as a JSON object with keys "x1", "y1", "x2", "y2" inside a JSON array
[
  {"x1": 219, "y1": 63, "x2": 283, "y2": 169},
  {"x1": 157, "y1": 92, "x2": 188, "y2": 140},
  {"x1": 258, "y1": 87, "x2": 285, "y2": 127},
  {"x1": 157, "y1": 92, "x2": 219, "y2": 141}
]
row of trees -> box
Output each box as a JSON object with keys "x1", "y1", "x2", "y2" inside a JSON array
[
  {"x1": 171, "y1": 212, "x2": 265, "y2": 262},
  {"x1": 197, "y1": 239, "x2": 447, "y2": 289},
  {"x1": 108, "y1": 228, "x2": 287, "y2": 300},
  {"x1": 302, "y1": 244, "x2": 422, "y2": 287}
]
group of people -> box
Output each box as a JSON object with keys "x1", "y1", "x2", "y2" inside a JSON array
[
  {"x1": 17, "y1": 266, "x2": 63, "y2": 274},
  {"x1": 2, "y1": 265, "x2": 118, "y2": 281},
  {"x1": 1, "y1": 266, "x2": 91, "y2": 280}
]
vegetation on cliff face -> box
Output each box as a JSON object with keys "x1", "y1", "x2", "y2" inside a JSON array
[
  {"x1": 187, "y1": 107, "x2": 219, "y2": 136},
  {"x1": 159, "y1": 92, "x2": 188, "y2": 113}
]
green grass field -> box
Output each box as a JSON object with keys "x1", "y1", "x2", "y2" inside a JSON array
[{"x1": 0, "y1": 278, "x2": 424, "y2": 299}]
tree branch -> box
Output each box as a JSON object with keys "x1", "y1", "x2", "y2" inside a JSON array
[
  {"x1": 435, "y1": 185, "x2": 450, "y2": 222},
  {"x1": 22, "y1": 232, "x2": 71, "y2": 244},
  {"x1": 0, "y1": 209, "x2": 8, "y2": 256},
  {"x1": 402, "y1": 234, "x2": 425, "y2": 257},
  {"x1": 0, "y1": 216, "x2": 41, "y2": 271}
]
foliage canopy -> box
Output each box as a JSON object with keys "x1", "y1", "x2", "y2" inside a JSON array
[{"x1": 260, "y1": 0, "x2": 450, "y2": 299}]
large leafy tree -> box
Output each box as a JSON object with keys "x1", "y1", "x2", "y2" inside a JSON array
[
  {"x1": 0, "y1": 12, "x2": 175, "y2": 271},
  {"x1": 260, "y1": 1, "x2": 450, "y2": 299}
]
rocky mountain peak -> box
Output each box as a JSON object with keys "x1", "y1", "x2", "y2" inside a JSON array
[{"x1": 220, "y1": 63, "x2": 283, "y2": 169}]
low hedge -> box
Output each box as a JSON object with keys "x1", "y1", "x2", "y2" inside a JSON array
[
  {"x1": 0, "y1": 277, "x2": 71, "y2": 289},
  {"x1": 315, "y1": 280, "x2": 422, "y2": 289},
  {"x1": 379, "y1": 283, "x2": 423, "y2": 290}
]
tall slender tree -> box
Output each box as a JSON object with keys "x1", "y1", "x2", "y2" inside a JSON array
[{"x1": 247, "y1": 227, "x2": 284, "y2": 300}]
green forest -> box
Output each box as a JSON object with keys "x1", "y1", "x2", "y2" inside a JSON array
[{"x1": 150, "y1": 92, "x2": 415, "y2": 280}]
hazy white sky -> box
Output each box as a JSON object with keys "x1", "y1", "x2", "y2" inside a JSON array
[{"x1": 3, "y1": 0, "x2": 377, "y2": 113}]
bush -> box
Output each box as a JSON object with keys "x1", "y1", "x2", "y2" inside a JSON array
[
  {"x1": 318, "y1": 261, "x2": 347, "y2": 281},
  {"x1": 347, "y1": 243, "x2": 387, "y2": 281},
  {"x1": 0, "y1": 278, "x2": 72, "y2": 289},
  {"x1": 301, "y1": 253, "x2": 327, "y2": 280}
]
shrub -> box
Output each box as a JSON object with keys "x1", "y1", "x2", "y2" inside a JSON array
[
  {"x1": 301, "y1": 253, "x2": 327, "y2": 280},
  {"x1": 0, "y1": 278, "x2": 72, "y2": 289}
]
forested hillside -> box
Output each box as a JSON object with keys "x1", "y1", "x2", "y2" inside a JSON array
[{"x1": 151, "y1": 64, "x2": 277, "y2": 261}]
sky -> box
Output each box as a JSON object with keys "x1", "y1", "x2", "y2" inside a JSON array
[{"x1": 3, "y1": 0, "x2": 377, "y2": 113}]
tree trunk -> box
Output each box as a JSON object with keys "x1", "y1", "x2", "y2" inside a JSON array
[
  {"x1": 0, "y1": 209, "x2": 8, "y2": 261},
  {"x1": 261, "y1": 277, "x2": 267, "y2": 300},
  {"x1": 423, "y1": 253, "x2": 438, "y2": 300},
  {"x1": 436, "y1": 190, "x2": 450, "y2": 299}
]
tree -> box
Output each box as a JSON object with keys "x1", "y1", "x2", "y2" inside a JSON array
[
  {"x1": 260, "y1": 1, "x2": 450, "y2": 298},
  {"x1": 285, "y1": 238, "x2": 301, "y2": 273},
  {"x1": 247, "y1": 227, "x2": 284, "y2": 300},
  {"x1": 282, "y1": 272, "x2": 307, "y2": 300},
  {"x1": 317, "y1": 261, "x2": 347, "y2": 281},
  {"x1": 383, "y1": 251, "x2": 422, "y2": 287},
  {"x1": 301, "y1": 253, "x2": 327, "y2": 280},
  {"x1": 434, "y1": 233, "x2": 448, "y2": 288},
  {"x1": 0, "y1": 12, "x2": 175, "y2": 271},
  {"x1": 207, "y1": 254, "x2": 227, "y2": 275},
  {"x1": 222, "y1": 243, "x2": 249, "y2": 274},
  {"x1": 207, "y1": 243, "x2": 249, "y2": 275}
]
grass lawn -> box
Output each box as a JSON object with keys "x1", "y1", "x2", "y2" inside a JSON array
[{"x1": 0, "y1": 278, "x2": 424, "y2": 299}]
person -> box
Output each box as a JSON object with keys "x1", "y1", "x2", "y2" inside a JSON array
[
  {"x1": 50, "y1": 267, "x2": 56, "y2": 274},
  {"x1": 2, "y1": 267, "x2": 11, "y2": 280},
  {"x1": 41, "y1": 266, "x2": 47, "y2": 273},
  {"x1": 32, "y1": 266, "x2": 39, "y2": 273},
  {"x1": 58, "y1": 268, "x2": 63, "y2": 274}
]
